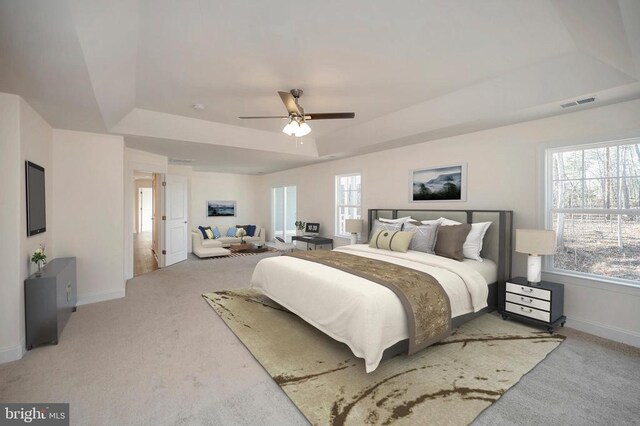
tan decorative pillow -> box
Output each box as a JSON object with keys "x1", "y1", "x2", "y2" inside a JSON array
[
  {"x1": 369, "y1": 229, "x2": 414, "y2": 253},
  {"x1": 434, "y1": 224, "x2": 472, "y2": 261}
]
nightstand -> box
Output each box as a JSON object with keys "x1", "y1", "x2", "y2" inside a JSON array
[{"x1": 501, "y1": 276, "x2": 566, "y2": 334}]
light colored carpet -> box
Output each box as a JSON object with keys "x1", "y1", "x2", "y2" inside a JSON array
[
  {"x1": 0, "y1": 253, "x2": 639, "y2": 425},
  {"x1": 203, "y1": 289, "x2": 565, "y2": 425}
]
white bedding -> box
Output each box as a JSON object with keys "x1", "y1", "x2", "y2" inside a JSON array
[{"x1": 250, "y1": 244, "x2": 490, "y2": 372}]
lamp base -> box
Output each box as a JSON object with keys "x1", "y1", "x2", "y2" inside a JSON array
[
  {"x1": 350, "y1": 234, "x2": 357, "y2": 245},
  {"x1": 527, "y1": 255, "x2": 542, "y2": 285}
]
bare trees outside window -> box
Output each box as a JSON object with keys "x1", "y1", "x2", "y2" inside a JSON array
[{"x1": 547, "y1": 141, "x2": 640, "y2": 283}]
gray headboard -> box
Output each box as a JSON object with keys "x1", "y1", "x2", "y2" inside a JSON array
[{"x1": 368, "y1": 209, "x2": 513, "y2": 289}]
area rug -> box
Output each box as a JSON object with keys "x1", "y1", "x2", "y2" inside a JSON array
[
  {"x1": 202, "y1": 289, "x2": 565, "y2": 425},
  {"x1": 209, "y1": 246, "x2": 279, "y2": 259}
]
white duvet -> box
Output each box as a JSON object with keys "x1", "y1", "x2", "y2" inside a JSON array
[{"x1": 250, "y1": 244, "x2": 489, "y2": 372}]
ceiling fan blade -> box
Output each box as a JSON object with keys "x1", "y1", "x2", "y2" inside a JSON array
[
  {"x1": 305, "y1": 112, "x2": 355, "y2": 120},
  {"x1": 278, "y1": 91, "x2": 302, "y2": 116},
  {"x1": 238, "y1": 115, "x2": 289, "y2": 119}
]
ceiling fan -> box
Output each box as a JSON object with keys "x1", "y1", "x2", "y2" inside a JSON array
[{"x1": 239, "y1": 89, "x2": 355, "y2": 137}]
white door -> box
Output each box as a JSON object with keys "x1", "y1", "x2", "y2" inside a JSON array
[{"x1": 164, "y1": 174, "x2": 188, "y2": 266}]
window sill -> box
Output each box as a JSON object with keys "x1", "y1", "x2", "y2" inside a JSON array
[{"x1": 543, "y1": 269, "x2": 640, "y2": 296}]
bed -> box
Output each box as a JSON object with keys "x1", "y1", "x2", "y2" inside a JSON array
[{"x1": 251, "y1": 209, "x2": 513, "y2": 372}]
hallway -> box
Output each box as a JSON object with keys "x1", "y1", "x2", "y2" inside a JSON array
[{"x1": 134, "y1": 231, "x2": 158, "y2": 276}]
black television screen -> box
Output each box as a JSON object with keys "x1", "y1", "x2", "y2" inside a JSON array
[
  {"x1": 305, "y1": 222, "x2": 320, "y2": 234},
  {"x1": 26, "y1": 161, "x2": 46, "y2": 236}
]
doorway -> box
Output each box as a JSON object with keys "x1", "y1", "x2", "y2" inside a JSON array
[
  {"x1": 133, "y1": 172, "x2": 159, "y2": 276},
  {"x1": 272, "y1": 185, "x2": 297, "y2": 242}
]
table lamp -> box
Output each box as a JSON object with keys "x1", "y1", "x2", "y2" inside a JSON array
[
  {"x1": 345, "y1": 219, "x2": 363, "y2": 245},
  {"x1": 515, "y1": 229, "x2": 556, "y2": 285}
]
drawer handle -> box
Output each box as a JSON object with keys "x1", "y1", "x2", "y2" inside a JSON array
[
  {"x1": 520, "y1": 306, "x2": 533, "y2": 313},
  {"x1": 521, "y1": 286, "x2": 533, "y2": 293},
  {"x1": 520, "y1": 297, "x2": 533, "y2": 304}
]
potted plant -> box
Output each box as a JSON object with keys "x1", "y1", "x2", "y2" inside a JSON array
[
  {"x1": 31, "y1": 244, "x2": 47, "y2": 276},
  {"x1": 294, "y1": 220, "x2": 306, "y2": 236}
]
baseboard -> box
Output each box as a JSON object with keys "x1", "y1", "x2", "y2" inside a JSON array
[
  {"x1": 77, "y1": 288, "x2": 126, "y2": 306},
  {"x1": 0, "y1": 343, "x2": 24, "y2": 364},
  {"x1": 566, "y1": 316, "x2": 640, "y2": 348}
]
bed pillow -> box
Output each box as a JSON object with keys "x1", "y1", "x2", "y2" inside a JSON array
[
  {"x1": 369, "y1": 229, "x2": 413, "y2": 253},
  {"x1": 434, "y1": 224, "x2": 471, "y2": 261},
  {"x1": 246, "y1": 224, "x2": 257, "y2": 237},
  {"x1": 439, "y1": 218, "x2": 492, "y2": 261},
  {"x1": 225, "y1": 227, "x2": 236, "y2": 237},
  {"x1": 420, "y1": 218, "x2": 445, "y2": 226},
  {"x1": 404, "y1": 222, "x2": 439, "y2": 254},
  {"x1": 378, "y1": 216, "x2": 414, "y2": 224},
  {"x1": 370, "y1": 219, "x2": 403, "y2": 235},
  {"x1": 212, "y1": 226, "x2": 221, "y2": 239}
]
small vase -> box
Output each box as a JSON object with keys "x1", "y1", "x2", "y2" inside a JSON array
[{"x1": 35, "y1": 262, "x2": 43, "y2": 276}]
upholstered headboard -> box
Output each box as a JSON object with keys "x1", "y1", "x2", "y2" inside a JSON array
[{"x1": 367, "y1": 209, "x2": 513, "y2": 288}]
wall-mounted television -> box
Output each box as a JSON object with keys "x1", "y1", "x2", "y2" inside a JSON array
[{"x1": 26, "y1": 161, "x2": 46, "y2": 236}]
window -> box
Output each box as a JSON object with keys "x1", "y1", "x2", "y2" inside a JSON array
[
  {"x1": 335, "y1": 173, "x2": 362, "y2": 237},
  {"x1": 546, "y1": 139, "x2": 640, "y2": 284},
  {"x1": 272, "y1": 185, "x2": 297, "y2": 242}
]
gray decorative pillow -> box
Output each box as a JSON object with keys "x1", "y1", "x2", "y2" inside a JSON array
[
  {"x1": 434, "y1": 224, "x2": 472, "y2": 261},
  {"x1": 370, "y1": 219, "x2": 402, "y2": 236},
  {"x1": 404, "y1": 222, "x2": 439, "y2": 254}
]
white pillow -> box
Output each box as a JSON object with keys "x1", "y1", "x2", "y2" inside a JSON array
[
  {"x1": 420, "y1": 218, "x2": 445, "y2": 226},
  {"x1": 439, "y1": 218, "x2": 492, "y2": 262},
  {"x1": 379, "y1": 216, "x2": 414, "y2": 223}
]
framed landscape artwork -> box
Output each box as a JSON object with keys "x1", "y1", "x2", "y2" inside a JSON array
[
  {"x1": 410, "y1": 164, "x2": 467, "y2": 202},
  {"x1": 207, "y1": 200, "x2": 236, "y2": 217}
]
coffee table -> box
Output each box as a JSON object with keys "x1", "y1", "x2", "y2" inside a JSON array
[{"x1": 229, "y1": 243, "x2": 269, "y2": 254}]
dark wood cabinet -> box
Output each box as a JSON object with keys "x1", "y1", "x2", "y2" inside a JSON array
[
  {"x1": 500, "y1": 276, "x2": 566, "y2": 333},
  {"x1": 25, "y1": 257, "x2": 77, "y2": 350}
]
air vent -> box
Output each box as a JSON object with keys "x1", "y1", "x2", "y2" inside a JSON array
[
  {"x1": 169, "y1": 158, "x2": 194, "y2": 164},
  {"x1": 576, "y1": 97, "x2": 595, "y2": 105},
  {"x1": 561, "y1": 97, "x2": 595, "y2": 108}
]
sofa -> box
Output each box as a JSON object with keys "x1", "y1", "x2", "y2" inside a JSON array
[{"x1": 192, "y1": 226, "x2": 266, "y2": 258}]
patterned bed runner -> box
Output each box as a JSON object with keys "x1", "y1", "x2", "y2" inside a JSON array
[{"x1": 284, "y1": 250, "x2": 452, "y2": 354}]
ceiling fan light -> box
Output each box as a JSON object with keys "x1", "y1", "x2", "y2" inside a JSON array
[
  {"x1": 282, "y1": 119, "x2": 299, "y2": 136},
  {"x1": 294, "y1": 121, "x2": 311, "y2": 137}
]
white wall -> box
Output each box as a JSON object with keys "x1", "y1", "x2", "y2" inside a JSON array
[
  {"x1": 258, "y1": 99, "x2": 640, "y2": 346},
  {"x1": 0, "y1": 94, "x2": 54, "y2": 363},
  {"x1": 165, "y1": 166, "x2": 262, "y2": 252},
  {"x1": 0, "y1": 93, "x2": 23, "y2": 363},
  {"x1": 190, "y1": 171, "x2": 261, "y2": 233},
  {"x1": 52, "y1": 130, "x2": 125, "y2": 305}
]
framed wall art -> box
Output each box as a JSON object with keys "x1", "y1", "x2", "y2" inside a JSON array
[
  {"x1": 207, "y1": 200, "x2": 236, "y2": 217},
  {"x1": 410, "y1": 164, "x2": 467, "y2": 202}
]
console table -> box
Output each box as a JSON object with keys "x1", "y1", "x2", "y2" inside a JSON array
[
  {"x1": 25, "y1": 257, "x2": 77, "y2": 350},
  {"x1": 291, "y1": 235, "x2": 334, "y2": 250}
]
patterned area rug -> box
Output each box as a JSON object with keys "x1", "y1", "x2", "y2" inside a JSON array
[
  {"x1": 202, "y1": 289, "x2": 565, "y2": 425},
  {"x1": 210, "y1": 246, "x2": 279, "y2": 259}
]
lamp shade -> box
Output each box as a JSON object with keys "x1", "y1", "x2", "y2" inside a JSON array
[
  {"x1": 515, "y1": 229, "x2": 556, "y2": 255},
  {"x1": 345, "y1": 219, "x2": 363, "y2": 234}
]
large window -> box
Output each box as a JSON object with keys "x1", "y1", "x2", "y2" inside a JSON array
[
  {"x1": 272, "y1": 185, "x2": 297, "y2": 242},
  {"x1": 546, "y1": 139, "x2": 640, "y2": 284},
  {"x1": 335, "y1": 173, "x2": 362, "y2": 237}
]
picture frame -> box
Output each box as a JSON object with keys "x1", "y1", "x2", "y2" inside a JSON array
[
  {"x1": 409, "y1": 163, "x2": 467, "y2": 202},
  {"x1": 207, "y1": 200, "x2": 236, "y2": 217}
]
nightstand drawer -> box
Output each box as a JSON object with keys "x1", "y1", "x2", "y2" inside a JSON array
[
  {"x1": 506, "y1": 292, "x2": 550, "y2": 311},
  {"x1": 506, "y1": 282, "x2": 551, "y2": 301},
  {"x1": 505, "y1": 302, "x2": 550, "y2": 323}
]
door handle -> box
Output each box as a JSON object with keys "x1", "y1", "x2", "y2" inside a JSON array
[{"x1": 184, "y1": 221, "x2": 187, "y2": 224}]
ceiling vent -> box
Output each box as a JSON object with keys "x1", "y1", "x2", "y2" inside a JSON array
[
  {"x1": 169, "y1": 158, "x2": 194, "y2": 164},
  {"x1": 561, "y1": 97, "x2": 595, "y2": 109}
]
